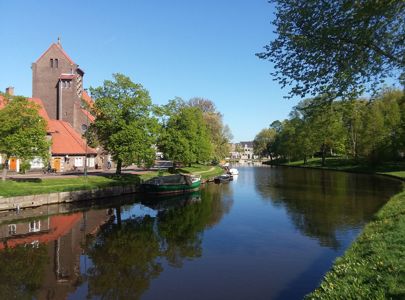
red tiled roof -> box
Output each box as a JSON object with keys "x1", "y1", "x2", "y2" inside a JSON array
[
  {"x1": 0, "y1": 95, "x2": 6, "y2": 109},
  {"x1": 0, "y1": 214, "x2": 82, "y2": 250},
  {"x1": 48, "y1": 119, "x2": 97, "y2": 155},
  {"x1": 81, "y1": 90, "x2": 94, "y2": 108},
  {"x1": 35, "y1": 43, "x2": 75, "y2": 65},
  {"x1": 81, "y1": 108, "x2": 95, "y2": 122},
  {"x1": 29, "y1": 97, "x2": 50, "y2": 122}
]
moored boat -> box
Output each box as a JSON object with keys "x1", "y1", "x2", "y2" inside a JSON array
[
  {"x1": 214, "y1": 174, "x2": 233, "y2": 184},
  {"x1": 140, "y1": 174, "x2": 201, "y2": 195},
  {"x1": 228, "y1": 168, "x2": 239, "y2": 175}
]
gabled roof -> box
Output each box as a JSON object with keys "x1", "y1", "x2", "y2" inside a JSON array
[
  {"x1": 0, "y1": 95, "x2": 6, "y2": 109},
  {"x1": 81, "y1": 90, "x2": 94, "y2": 108},
  {"x1": 48, "y1": 119, "x2": 97, "y2": 155},
  {"x1": 29, "y1": 97, "x2": 50, "y2": 122},
  {"x1": 35, "y1": 43, "x2": 76, "y2": 65}
]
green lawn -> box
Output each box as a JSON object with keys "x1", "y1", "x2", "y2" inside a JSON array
[
  {"x1": 0, "y1": 174, "x2": 141, "y2": 197},
  {"x1": 0, "y1": 164, "x2": 223, "y2": 197},
  {"x1": 307, "y1": 191, "x2": 405, "y2": 299}
]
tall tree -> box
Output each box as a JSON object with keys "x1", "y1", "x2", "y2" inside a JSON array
[
  {"x1": 187, "y1": 98, "x2": 233, "y2": 162},
  {"x1": 159, "y1": 101, "x2": 212, "y2": 166},
  {"x1": 253, "y1": 128, "x2": 276, "y2": 160},
  {"x1": 258, "y1": 0, "x2": 405, "y2": 99},
  {"x1": 0, "y1": 96, "x2": 50, "y2": 180},
  {"x1": 89, "y1": 74, "x2": 159, "y2": 174}
]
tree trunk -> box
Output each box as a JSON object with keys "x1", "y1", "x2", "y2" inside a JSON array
[
  {"x1": 304, "y1": 155, "x2": 307, "y2": 165},
  {"x1": 1, "y1": 166, "x2": 7, "y2": 181},
  {"x1": 321, "y1": 144, "x2": 326, "y2": 166},
  {"x1": 115, "y1": 159, "x2": 122, "y2": 175}
]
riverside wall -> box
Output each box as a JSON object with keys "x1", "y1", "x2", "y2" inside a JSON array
[{"x1": 0, "y1": 184, "x2": 138, "y2": 212}]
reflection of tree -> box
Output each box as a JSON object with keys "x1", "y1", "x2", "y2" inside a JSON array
[
  {"x1": 254, "y1": 167, "x2": 400, "y2": 249},
  {"x1": 158, "y1": 186, "x2": 233, "y2": 267},
  {"x1": 85, "y1": 186, "x2": 234, "y2": 297},
  {"x1": 85, "y1": 216, "x2": 162, "y2": 300},
  {"x1": 0, "y1": 244, "x2": 48, "y2": 300}
]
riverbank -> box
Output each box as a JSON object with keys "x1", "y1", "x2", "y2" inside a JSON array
[
  {"x1": 270, "y1": 158, "x2": 405, "y2": 299},
  {"x1": 307, "y1": 190, "x2": 405, "y2": 299},
  {"x1": 0, "y1": 164, "x2": 224, "y2": 198},
  {"x1": 264, "y1": 158, "x2": 405, "y2": 180}
]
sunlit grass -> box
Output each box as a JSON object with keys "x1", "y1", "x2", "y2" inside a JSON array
[{"x1": 307, "y1": 191, "x2": 405, "y2": 299}]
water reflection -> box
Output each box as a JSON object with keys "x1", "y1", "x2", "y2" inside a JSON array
[
  {"x1": 254, "y1": 167, "x2": 401, "y2": 248},
  {"x1": 0, "y1": 167, "x2": 401, "y2": 300}
]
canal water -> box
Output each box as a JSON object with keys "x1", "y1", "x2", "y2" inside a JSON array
[{"x1": 0, "y1": 166, "x2": 402, "y2": 300}]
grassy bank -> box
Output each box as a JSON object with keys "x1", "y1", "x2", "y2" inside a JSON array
[
  {"x1": 0, "y1": 164, "x2": 224, "y2": 197},
  {"x1": 266, "y1": 157, "x2": 405, "y2": 180},
  {"x1": 0, "y1": 174, "x2": 140, "y2": 197},
  {"x1": 307, "y1": 190, "x2": 405, "y2": 299}
]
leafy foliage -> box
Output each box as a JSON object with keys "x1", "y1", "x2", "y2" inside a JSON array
[
  {"x1": 0, "y1": 96, "x2": 50, "y2": 179},
  {"x1": 89, "y1": 74, "x2": 159, "y2": 174},
  {"x1": 258, "y1": 0, "x2": 405, "y2": 99},
  {"x1": 259, "y1": 89, "x2": 405, "y2": 164},
  {"x1": 159, "y1": 99, "x2": 212, "y2": 165}
]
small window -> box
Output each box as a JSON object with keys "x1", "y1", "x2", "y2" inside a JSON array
[
  {"x1": 8, "y1": 224, "x2": 16, "y2": 235},
  {"x1": 55, "y1": 59, "x2": 59, "y2": 68},
  {"x1": 50, "y1": 59, "x2": 54, "y2": 68},
  {"x1": 81, "y1": 124, "x2": 88, "y2": 132},
  {"x1": 29, "y1": 220, "x2": 41, "y2": 233}
]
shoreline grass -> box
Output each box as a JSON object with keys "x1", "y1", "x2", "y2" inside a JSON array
[
  {"x1": 265, "y1": 157, "x2": 405, "y2": 180},
  {"x1": 0, "y1": 164, "x2": 224, "y2": 197}
]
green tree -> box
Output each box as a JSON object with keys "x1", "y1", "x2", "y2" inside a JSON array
[
  {"x1": 358, "y1": 88, "x2": 403, "y2": 161},
  {"x1": 253, "y1": 128, "x2": 276, "y2": 160},
  {"x1": 258, "y1": 0, "x2": 405, "y2": 99},
  {"x1": 89, "y1": 74, "x2": 159, "y2": 174},
  {"x1": 159, "y1": 101, "x2": 212, "y2": 166},
  {"x1": 0, "y1": 96, "x2": 49, "y2": 180},
  {"x1": 187, "y1": 98, "x2": 233, "y2": 162}
]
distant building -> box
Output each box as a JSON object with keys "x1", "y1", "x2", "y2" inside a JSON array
[{"x1": 228, "y1": 141, "x2": 258, "y2": 161}]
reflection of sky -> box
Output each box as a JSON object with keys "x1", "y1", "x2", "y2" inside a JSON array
[{"x1": 119, "y1": 204, "x2": 158, "y2": 221}]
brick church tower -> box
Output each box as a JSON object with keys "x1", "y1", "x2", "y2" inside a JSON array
[{"x1": 32, "y1": 39, "x2": 90, "y2": 133}]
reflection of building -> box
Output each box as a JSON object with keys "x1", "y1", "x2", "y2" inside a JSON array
[{"x1": 0, "y1": 209, "x2": 112, "y2": 299}]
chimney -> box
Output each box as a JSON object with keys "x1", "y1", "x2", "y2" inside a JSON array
[{"x1": 5, "y1": 87, "x2": 14, "y2": 96}]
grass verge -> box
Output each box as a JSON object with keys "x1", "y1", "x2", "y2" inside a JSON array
[
  {"x1": 0, "y1": 174, "x2": 140, "y2": 197},
  {"x1": 0, "y1": 164, "x2": 224, "y2": 197},
  {"x1": 306, "y1": 190, "x2": 405, "y2": 299},
  {"x1": 267, "y1": 157, "x2": 405, "y2": 180}
]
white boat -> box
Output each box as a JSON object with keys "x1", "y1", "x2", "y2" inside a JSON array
[{"x1": 228, "y1": 168, "x2": 239, "y2": 175}]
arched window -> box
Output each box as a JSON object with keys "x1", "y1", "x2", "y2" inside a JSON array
[
  {"x1": 50, "y1": 59, "x2": 54, "y2": 68},
  {"x1": 55, "y1": 58, "x2": 59, "y2": 68}
]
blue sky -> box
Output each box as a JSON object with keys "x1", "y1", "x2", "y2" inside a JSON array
[{"x1": 0, "y1": 0, "x2": 300, "y2": 142}]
